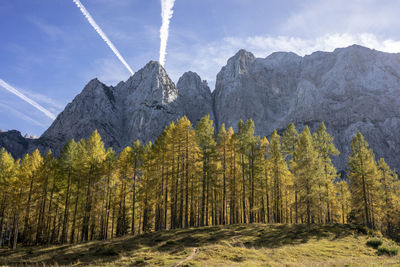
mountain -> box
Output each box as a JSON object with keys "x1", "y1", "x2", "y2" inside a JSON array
[
  {"x1": 213, "y1": 45, "x2": 400, "y2": 171},
  {"x1": 0, "y1": 130, "x2": 36, "y2": 159},
  {"x1": 176, "y1": 71, "x2": 215, "y2": 124},
  {"x1": 0, "y1": 61, "x2": 214, "y2": 157},
  {"x1": 1, "y1": 45, "x2": 399, "y2": 172},
  {"x1": 41, "y1": 61, "x2": 179, "y2": 151}
]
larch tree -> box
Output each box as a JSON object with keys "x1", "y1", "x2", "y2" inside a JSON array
[
  {"x1": 1, "y1": 115, "x2": 400, "y2": 247},
  {"x1": 139, "y1": 142, "x2": 157, "y2": 233},
  {"x1": 116, "y1": 146, "x2": 133, "y2": 236},
  {"x1": 217, "y1": 124, "x2": 229, "y2": 225},
  {"x1": 237, "y1": 119, "x2": 258, "y2": 223},
  {"x1": 292, "y1": 126, "x2": 321, "y2": 226},
  {"x1": 267, "y1": 130, "x2": 292, "y2": 223},
  {"x1": 0, "y1": 148, "x2": 17, "y2": 248},
  {"x1": 69, "y1": 139, "x2": 88, "y2": 243},
  {"x1": 377, "y1": 158, "x2": 399, "y2": 236},
  {"x1": 259, "y1": 136, "x2": 269, "y2": 223},
  {"x1": 313, "y1": 122, "x2": 339, "y2": 223},
  {"x1": 35, "y1": 150, "x2": 56, "y2": 245},
  {"x1": 81, "y1": 130, "x2": 106, "y2": 241},
  {"x1": 21, "y1": 149, "x2": 43, "y2": 244},
  {"x1": 227, "y1": 126, "x2": 239, "y2": 224},
  {"x1": 130, "y1": 140, "x2": 144, "y2": 235},
  {"x1": 281, "y1": 123, "x2": 299, "y2": 222},
  {"x1": 347, "y1": 131, "x2": 381, "y2": 228},
  {"x1": 59, "y1": 140, "x2": 79, "y2": 244},
  {"x1": 195, "y1": 115, "x2": 216, "y2": 227},
  {"x1": 282, "y1": 123, "x2": 299, "y2": 161},
  {"x1": 335, "y1": 179, "x2": 351, "y2": 224},
  {"x1": 101, "y1": 148, "x2": 117, "y2": 240}
]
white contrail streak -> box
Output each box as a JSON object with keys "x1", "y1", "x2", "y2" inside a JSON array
[
  {"x1": 159, "y1": 0, "x2": 176, "y2": 66},
  {"x1": 72, "y1": 0, "x2": 134, "y2": 75},
  {"x1": 0, "y1": 79, "x2": 56, "y2": 120}
]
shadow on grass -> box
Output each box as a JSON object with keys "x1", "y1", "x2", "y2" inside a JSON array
[
  {"x1": 246, "y1": 223, "x2": 357, "y2": 248},
  {"x1": 159, "y1": 223, "x2": 358, "y2": 251},
  {"x1": 0, "y1": 223, "x2": 359, "y2": 266}
]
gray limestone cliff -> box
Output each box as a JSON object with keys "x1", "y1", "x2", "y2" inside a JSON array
[
  {"x1": 1, "y1": 45, "x2": 399, "y2": 172},
  {"x1": 176, "y1": 71, "x2": 215, "y2": 124},
  {"x1": 15, "y1": 61, "x2": 214, "y2": 156},
  {"x1": 40, "y1": 61, "x2": 182, "y2": 153},
  {"x1": 212, "y1": 45, "x2": 400, "y2": 171}
]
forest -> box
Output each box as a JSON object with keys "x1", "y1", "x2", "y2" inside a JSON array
[{"x1": 0, "y1": 115, "x2": 399, "y2": 249}]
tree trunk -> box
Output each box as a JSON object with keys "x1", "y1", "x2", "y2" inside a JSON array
[
  {"x1": 132, "y1": 159, "x2": 138, "y2": 234},
  {"x1": 185, "y1": 131, "x2": 189, "y2": 228},
  {"x1": 222, "y1": 142, "x2": 226, "y2": 225},
  {"x1": 70, "y1": 177, "x2": 81, "y2": 243},
  {"x1": 61, "y1": 167, "x2": 72, "y2": 243},
  {"x1": 45, "y1": 176, "x2": 56, "y2": 243},
  {"x1": 242, "y1": 154, "x2": 246, "y2": 224},
  {"x1": 35, "y1": 173, "x2": 49, "y2": 245},
  {"x1": 23, "y1": 174, "x2": 35, "y2": 244},
  {"x1": 201, "y1": 155, "x2": 206, "y2": 227}
]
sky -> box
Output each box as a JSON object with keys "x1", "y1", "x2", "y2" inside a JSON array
[{"x1": 1, "y1": 0, "x2": 400, "y2": 136}]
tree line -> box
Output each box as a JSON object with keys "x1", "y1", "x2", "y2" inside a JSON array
[{"x1": 0, "y1": 115, "x2": 399, "y2": 248}]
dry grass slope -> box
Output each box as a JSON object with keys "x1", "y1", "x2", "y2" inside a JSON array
[{"x1": 0, "y1": 224, "x2": 399, "y2": 266}]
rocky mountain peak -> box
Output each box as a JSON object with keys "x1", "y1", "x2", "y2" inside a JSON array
[
  {"x1": 214, "y1": 49, "x2": 256, "y2": 99},
  {"x1": 176, "y1": 71, "x2": 214, "y2": 124},
  {"x1": 226, "y1": 49, "x2": 256, "y2": 75},
  {"x1": 2, "y1": 45, "x2": 400, "y2": 173},
  {"x1": 213, "y1": 45, "x2": 400, "y2": 171},
  {"x1": 264, "y1": 51, "x2": 302, "y2": 67},
  {"x1": 82, "y1": 78, "x2": 104, "y2": 92},
  {"x1": 177, "y1": 71, "x2": 211, "y2": 96},
  {"x1": 118, "y1": 60, "x2": 177, "y2": 106},
  {"x1": 333, "y1": 44, "x2": 373, "y2": 54}
]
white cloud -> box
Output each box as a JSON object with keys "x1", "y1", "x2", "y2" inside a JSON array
[
  {"x1": 282, "y1": 0, "x2": 400, "y2": 37},
  {"x1": 231, "y1": 33, "x2": 400, "y2": 56},
  {"x1": 167, "y1": 33, "x2": 400, "y2": 90}
]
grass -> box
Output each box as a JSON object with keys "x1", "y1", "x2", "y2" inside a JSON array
[
  {"x1": 366, "y1": 237, "x2": 399, "y2": 257},
  {"x1": 0, "y1": 224, "x2": 399, "y2": 266},
  {"x1": 366, "y1": 238, "x2": 383, "y2": 248},
  {"x1": 378, "y1": 245, "x2": 399, "y2": 256}
]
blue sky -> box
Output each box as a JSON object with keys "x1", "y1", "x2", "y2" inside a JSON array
[{"x1": 1, "y1": 0, "x2": 400, "y2": 136}]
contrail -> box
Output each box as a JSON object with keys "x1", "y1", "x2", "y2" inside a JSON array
[
  {"x1": 72, "y1": 0, "x2": 134, "y2": 75},
  {"x1": 0, "y1": 79, "x2": 56, "y2": 120},
  {"x1": 159, "y1": 0, "x2": 176, "y2": 66}
]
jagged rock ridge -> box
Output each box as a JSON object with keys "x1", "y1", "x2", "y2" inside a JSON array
[
  {"x1": 39, "y1": 61, "x2": 214, "y2": 153},
  {"x1": 1, "y1": 61, "x2": 214, "y2": 158},
  {"x1": 213, "y1": 45, "x2": 400, "y2": 171},
  {"x1": 1, "y1": 45, "x2": 399, "y2": 172}
]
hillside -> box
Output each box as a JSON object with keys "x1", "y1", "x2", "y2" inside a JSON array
[{"x1": 1, "y1": 224, "x2": 399, "y2": 266}]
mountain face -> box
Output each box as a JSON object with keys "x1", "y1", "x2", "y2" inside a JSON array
[
  {"x1": 213, "y1": 45, "x2": 400, "y2": 171},
  {"x1": 176, "y1": 71, "x2": 215, "y2": 124},
  {"x1": 40, "y1": 61, "x2": 209, "y2": 152},
  {"x1": 1, "y1": 45, "x2": 399, "y2": 172},
  {"x1": 5, "y1": 61, "x2": 214, "y2": 156},
  {"x1": 0, "y1": 130, "x2": 35, "y2": 159}
]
